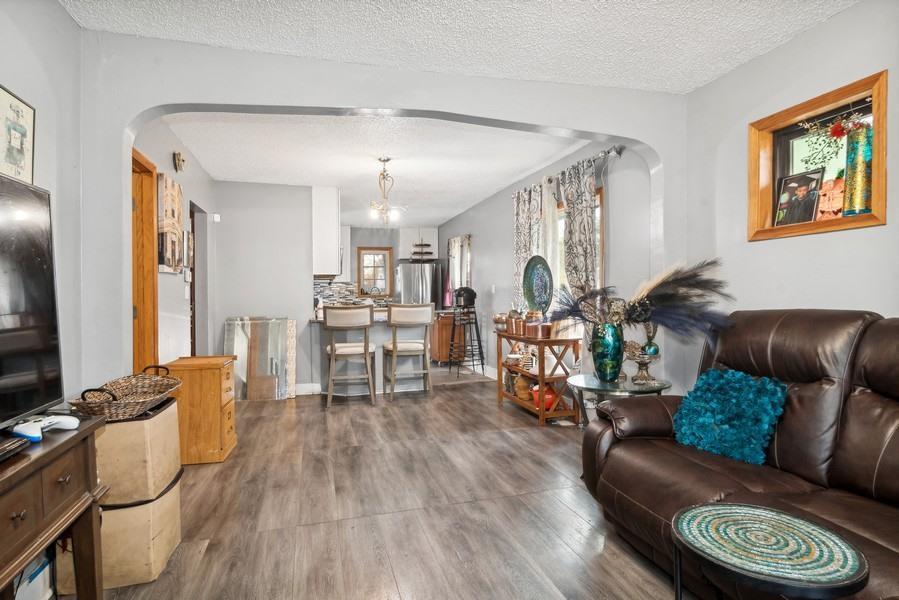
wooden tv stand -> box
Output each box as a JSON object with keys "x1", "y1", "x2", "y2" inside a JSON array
[{"x1": 0, "y1": 417, "x2": 106, "y2": 599}]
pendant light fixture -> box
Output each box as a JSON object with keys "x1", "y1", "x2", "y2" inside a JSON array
[{"x1": 369, "y1": 157, "x2": 403, "y2": 224}]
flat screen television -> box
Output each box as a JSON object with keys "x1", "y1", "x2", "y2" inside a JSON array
[{"x1": 0, "y1": 173, "x2": 63, "y2": 430}]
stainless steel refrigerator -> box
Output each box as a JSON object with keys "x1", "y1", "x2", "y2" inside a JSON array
[{"x1": 394, "y1": 259, "x2": 444, "y2": 307}]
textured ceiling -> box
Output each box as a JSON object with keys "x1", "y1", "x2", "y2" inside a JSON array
[
  {"x1": 60, "y1": 0, "x2": 857, "y2": 94},
  {"x1": 162, "y1": 113, "x2": 588, "y2": 226}
]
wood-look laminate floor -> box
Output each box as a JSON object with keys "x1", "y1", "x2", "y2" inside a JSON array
[{"x1": 106, "y1": 382, "x2": 673, "y2": 600}]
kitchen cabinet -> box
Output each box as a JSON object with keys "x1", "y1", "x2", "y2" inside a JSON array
[{"x1": 312, "y1": 187, "x2": 341, "y2": 276}]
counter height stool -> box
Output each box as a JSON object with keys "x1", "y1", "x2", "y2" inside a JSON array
[
  {"x1": 323, "y1": 305, "x2": 377, "y2": 408},
  {"x1": 383, "y1": 303, "x2": 434, "y2": 401}
]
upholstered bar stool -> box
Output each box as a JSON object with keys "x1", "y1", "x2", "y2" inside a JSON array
[
  {"x1": 383, "y1": 303, "x2": 434, "y2": 400},
  {"x1": 323, "y1": 305, "x2": 376, "y2": 408}
]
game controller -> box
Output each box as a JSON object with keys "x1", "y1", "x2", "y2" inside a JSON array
[{"x1": 11, "y1": 415, "x2": 81, "y2": 442}]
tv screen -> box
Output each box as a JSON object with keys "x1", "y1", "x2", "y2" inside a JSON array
[{"x1": 0, "y1": 174, "x2": 63, "y2": 429}]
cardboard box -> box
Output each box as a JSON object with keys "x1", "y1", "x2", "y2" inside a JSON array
[
  {"x1": 57, "y1": 474, "x2": 182, "y2": 592},
  {"x1": 96, "y1": 399, "x2": 181, "y2": 505}
]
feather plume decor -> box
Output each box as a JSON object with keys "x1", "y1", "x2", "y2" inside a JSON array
[{"x1": 550, "y1": 259, "x2": 732, "y2": 339}]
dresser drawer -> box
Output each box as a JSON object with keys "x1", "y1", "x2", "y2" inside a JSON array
[
  {"x1": 222, "y1": 400, "x2": 236, "y2": 448},
  {"x1": 0, "y1": 474, "x2": 41, "y2": 564},
  {"x1": 41, "y1": 443, "x2": 88, "y2": 519}
]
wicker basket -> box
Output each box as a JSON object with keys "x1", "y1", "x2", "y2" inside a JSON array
[{"x1": 71, "y1": 365, "x2": 181, "y2": 422}]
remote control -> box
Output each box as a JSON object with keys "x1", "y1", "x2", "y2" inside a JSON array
[
  {"x1": 0, "y1": 437, "x2": 30, "y2": 462},
  {"x1": 12, "y1": 415, "x2": 81, "y2": 442}
]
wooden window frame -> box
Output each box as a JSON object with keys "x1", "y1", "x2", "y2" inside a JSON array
[
  {"x1": 748, "y1": 71, "x2": 887, "y2": 241},
  {"x1": 356, "y1": 246, "x2": 393, "y2": 297}
]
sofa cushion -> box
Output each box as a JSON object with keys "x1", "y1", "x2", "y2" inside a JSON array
[
  {"x1": 673, "y1": 368, "x2": 786, "y2": 465},
  {"x1": 831, "y1": 319, "x2": 899, "y2": 506},
  {"x1": 597, "y1": 439, "x2": 819, "y2": 551},
  {"x1": 699, "y1": 309, "x2": 879, "y2": 486}
]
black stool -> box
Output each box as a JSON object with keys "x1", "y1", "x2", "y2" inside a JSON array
[{"x1": 448, "y1": 288, "x2": 485, "y2": 376}]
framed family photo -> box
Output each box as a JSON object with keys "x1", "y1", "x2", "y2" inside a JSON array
[
  {"x1": 1, "y1": 85, "x2": 35, "y2": 184},
  {"x1": 774, "y1": 169, "x2": 824, "y2": 227}
]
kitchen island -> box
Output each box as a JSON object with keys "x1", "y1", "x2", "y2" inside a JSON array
[{"x1": 308, "y1": 309, "x2": 431, "y2": 396}]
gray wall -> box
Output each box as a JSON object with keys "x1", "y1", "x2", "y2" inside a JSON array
[
  {"x1": 134, "y1": 119, "x2": 219, "y2": 362},
  {"x1": 686, "y1": 0, "x2": 898, "y2": 320},
  {"x1": 0, "y1": 1, "x2": 83, "y2": 395},
  {"x1": 438, "y1": 142, "x2": 651, "y2": 373},
  {"x1": 212, "y1": 182, "x2": 314, "y2": 384},
  {"x1": 76, "y1": 26, "x2": 686, "y2": 388}
]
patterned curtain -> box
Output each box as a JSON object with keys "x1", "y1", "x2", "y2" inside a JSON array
[
  {"x1": 560, "y1": 158, "x2": 598, "y2": 297},
  {"x1": 512, "y1": 184, "x2": 542, "y2": 308}
]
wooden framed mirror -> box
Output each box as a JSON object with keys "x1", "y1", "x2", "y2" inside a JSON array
[{"x1": 356, "y1": 246, "x2": 393, "y2": 296}]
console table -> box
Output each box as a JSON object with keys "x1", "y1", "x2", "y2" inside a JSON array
[
  {"x1": 496, "y1": 330, "x2": 580, "y2": 426},
  {"x1": 0, "y1": 417, "x2": 106, "y2": 599}
]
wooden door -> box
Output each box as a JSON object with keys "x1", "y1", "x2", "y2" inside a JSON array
[{"x1": 131, "y1": 149, "x2": 159, "y2": 372}]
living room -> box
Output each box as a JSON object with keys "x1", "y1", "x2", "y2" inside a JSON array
[{"x1": 0, "y1": 1, "x2": 896, "y2": 599}]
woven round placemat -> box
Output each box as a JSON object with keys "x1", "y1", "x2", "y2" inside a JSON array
[{"x1": 674, "y1": 503, "x2": 865, "y2": 585}]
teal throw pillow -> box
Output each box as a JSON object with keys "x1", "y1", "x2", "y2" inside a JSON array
[{"x1": 673, "y1": 368, "x2": 787, "y2": 465}]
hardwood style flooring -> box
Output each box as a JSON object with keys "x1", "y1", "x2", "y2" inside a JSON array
[{"x1": 104, "y1": 382, "x2": 673, "y2": 599}]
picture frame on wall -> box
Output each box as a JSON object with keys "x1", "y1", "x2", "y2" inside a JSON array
[
  {"x1": 157, "y1": 173, "x2": 184, "y2": 273},
  {"x1": 747, "y1": 71, "x2": 887, "y2": 241},
  {"x1": 1, "y1": 84, "x2": 35, "y2": 184}
]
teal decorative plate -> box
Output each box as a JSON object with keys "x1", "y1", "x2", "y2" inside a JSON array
[
  {"x1": 523, "y1": 255, "x2": 553, "y2": 314},
  {"x1": 673, "y1": 503, "x2": 868, "y2": 587}
]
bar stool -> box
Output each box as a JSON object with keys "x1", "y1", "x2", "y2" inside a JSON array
[
  {"x1": 383, "y1": 303, "x2": 434, "y2": 400},
  {"x1": 323, "y1": 305, "x2": 376, "y2": 408}
]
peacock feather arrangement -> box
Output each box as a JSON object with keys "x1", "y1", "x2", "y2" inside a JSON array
[{"x1": 550, "y1": 259, "x2": 733, "y2": 381}]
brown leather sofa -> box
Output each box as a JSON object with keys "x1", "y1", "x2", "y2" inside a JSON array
[{"x1": 582, "y1": 310, "x2": 899, "y2": 599}]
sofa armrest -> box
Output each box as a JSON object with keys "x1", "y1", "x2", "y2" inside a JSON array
[
  {"x1": 597, "y1": 394, "x2": 683, "y2": 439},
  {"x1": 582, "y1": 418, "x2": 618, "y2": 496}
]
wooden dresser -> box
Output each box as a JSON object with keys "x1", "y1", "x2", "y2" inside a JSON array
[
  {"x1": 0, "y1": 417, "x2": 105, "y2": 599},
  {"x1": 166, "y1": 356, "x2": 237, "y2": 465}
]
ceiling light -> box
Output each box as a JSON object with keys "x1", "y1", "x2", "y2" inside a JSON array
[{"x1": 369, "y1": 156, "x2": 405, "y2": 224}]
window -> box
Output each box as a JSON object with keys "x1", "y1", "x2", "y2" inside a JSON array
[
  {"x1": 555, "y1": 187, "x2": 605, "y2": 290},
  {"x1": 356, "y1": 247, "x2": 393, "y2": 296}
]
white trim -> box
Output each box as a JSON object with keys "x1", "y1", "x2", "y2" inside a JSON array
[
  {"x1": 483, "y1": 365, "x2": 498, "y2": 380},
  {"x1": 295, "y1": 383, "x2": 322, "y2": 396}
]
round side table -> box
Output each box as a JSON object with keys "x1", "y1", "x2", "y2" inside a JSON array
[
  {"x1": 672, "y1": 503, "x2": 868, "y2": 600},
  {"x1": 567, "y1": 373, "x2": 671, "y2": 428}
]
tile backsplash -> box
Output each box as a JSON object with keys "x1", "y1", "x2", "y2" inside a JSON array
[{"x1": 313, "y1": 278, "x2": 389, "y2": 308}]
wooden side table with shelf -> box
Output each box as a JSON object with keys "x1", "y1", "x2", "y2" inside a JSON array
[{"x1": 496, "y1": 330, "x2": 580, "y2": 426}]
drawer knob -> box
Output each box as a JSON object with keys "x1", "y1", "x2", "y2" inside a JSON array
[
  {"x1": 224, "y1": 386, "x2": 232, "y2": 394},
  {"x1": 57, "y1": 474, "x2": 72, "y2": 486},
  {"x1": 9, "y1": 509, "x2": 27, "y2": 523}
]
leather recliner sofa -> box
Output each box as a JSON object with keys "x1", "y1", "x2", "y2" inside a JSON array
[{"x1": 582, "y1": 309, "x2": 899, "y2": 599}]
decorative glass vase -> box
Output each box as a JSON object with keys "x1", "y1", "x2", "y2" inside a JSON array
[{"x1": 591, "y1": 323, "x2": 624, "y2": 382}]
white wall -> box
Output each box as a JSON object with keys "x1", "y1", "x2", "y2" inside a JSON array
[
  {"x1": 76, "y1": 29, "x2": 686, "y2": 388},
  {"x1": 212, "y1": 182, "x2": 314, "y2": 384},
  {"x1": 438, "y1": 142, "x2": 652, "y2": 373},
  {"x1": 133, "y1": 119, "x2": 219, "y2": 362},
  {"x1": 686, "y1": 0, "x2": 899, "y2": 321},
  {"x1": 0, "y1": 0, "x2": 83, "y2": 395}
]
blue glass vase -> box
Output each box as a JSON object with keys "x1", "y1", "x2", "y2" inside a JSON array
[{"x1": 591, "y1": 323, "x2": 624, "y2": 382}]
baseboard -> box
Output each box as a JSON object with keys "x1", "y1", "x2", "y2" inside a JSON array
[
  {"x1": 483, "y1": 365, "x2": 498, "y2": 380},
  {"x1": 295, "y1": 383, "x2": 322, "y2": 396}
]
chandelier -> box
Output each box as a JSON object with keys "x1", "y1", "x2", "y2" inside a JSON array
[{"x1": 369, "y1": 157, "x2": 402, "y2": 224}]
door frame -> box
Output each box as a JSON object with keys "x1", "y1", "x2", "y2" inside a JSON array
[{"x1": 131, "y1": 148, "x2": 159, "y2": 372}]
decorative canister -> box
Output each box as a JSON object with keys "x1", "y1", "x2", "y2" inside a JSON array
[
  {"x1": 843, "y1": 124, "x2": 874, "y2": 216},
  {"x1": 525, "y1": 322, "x2": 542, "y2": 338},
  {"x1": 591, "y1": 322, "x2": 624, "y2": 382}
]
